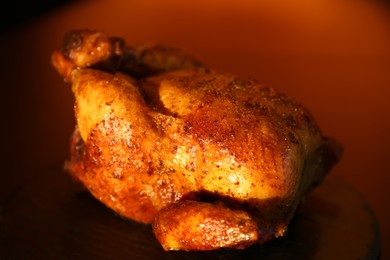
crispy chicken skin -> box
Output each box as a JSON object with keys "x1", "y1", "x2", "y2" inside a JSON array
[{"x1": 52, "y1": 29, "x2": 342, "y2": 251}]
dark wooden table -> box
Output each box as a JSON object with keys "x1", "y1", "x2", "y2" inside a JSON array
[
  {"x1": 1, "y1": 0, "x2": 388, "y2": 258},
  {"x1": 0, "y1": 163, "x2": 381, "y2": 259}
]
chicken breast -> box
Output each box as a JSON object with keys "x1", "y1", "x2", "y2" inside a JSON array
[{"x1": 52, "y1": 29, "x2": 342, "y2": 251}]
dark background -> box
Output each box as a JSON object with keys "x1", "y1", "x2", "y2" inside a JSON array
[
  {"x1": 1, "y1": 0, "x2": 389, "y2": 34},
  {"x1": 0, "y1": 0, "x2": 78, "y2": 33}
]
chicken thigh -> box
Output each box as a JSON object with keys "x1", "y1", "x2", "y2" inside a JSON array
[{"x1": 52, "y1": 29, "x2": 342, "y2": 251}]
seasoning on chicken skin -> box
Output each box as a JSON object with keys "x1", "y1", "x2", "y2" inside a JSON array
[{"x1": 52, "y1": 29, "x2": 342, "y2": 251}]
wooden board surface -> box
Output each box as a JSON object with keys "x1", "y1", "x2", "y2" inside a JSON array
[{"x1": 0, "y1": 163, "x2": 381, "y2": 259}]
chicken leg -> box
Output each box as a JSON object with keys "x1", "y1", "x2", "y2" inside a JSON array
[{"x1": 52, "y1": 29, "x2": 342, "y2": 251}]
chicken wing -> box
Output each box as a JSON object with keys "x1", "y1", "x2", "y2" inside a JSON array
[{"x1": 52, "y1": 29, "x2": 342, "y2": 251}]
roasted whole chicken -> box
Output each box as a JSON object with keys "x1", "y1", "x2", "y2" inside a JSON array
[{"x1": 51, "y1": 29, "x2": 342, "y2": 251}]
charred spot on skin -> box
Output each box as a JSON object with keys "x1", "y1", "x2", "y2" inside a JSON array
[
  {"x1": 147, "y1": 161, "x2": 153, "y2": 175},
  {"x1": 231, "y1": 78, "x2": 249, "y2": 90},
  {"x1": 112, "y1": 171, "x2": 123, "y2": 179},
  {"x1": 185, "y1": 162, "x2": 196, "y2": 172},
  {"x1": 105, "y1": 100, "x2": 114, "y2": 106},
  {"x1": 62, "y1": 30, "x2": 83, "y2": 58},
  {"x1": 288, "y1": 131, "x2": 299, "y2": 145},
  {"x1": 70, "y1": 129, "x2": 86, "y2": 163},
  {"x1": 158, "y1": 159, "x2": 165, "y2": 170},
  {"x1": 171, "y1": 145, "x2": 178, "y2": 153},
  {"x1": 85, "y1": 133, "x2": 105, "y2": 168}
]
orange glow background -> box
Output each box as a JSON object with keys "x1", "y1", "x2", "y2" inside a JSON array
[{"x1": 2, "y1": 0, "x2": 389, "y2": 258}]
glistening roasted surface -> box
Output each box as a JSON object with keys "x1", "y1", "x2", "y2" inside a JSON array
[{"x1": 52, "y1": 29, "x2": 342, "y2": 251}]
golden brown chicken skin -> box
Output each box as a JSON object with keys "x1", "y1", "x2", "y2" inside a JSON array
[{"x1": 52, "y1": 29, "x2": 342, "y2": 251}]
